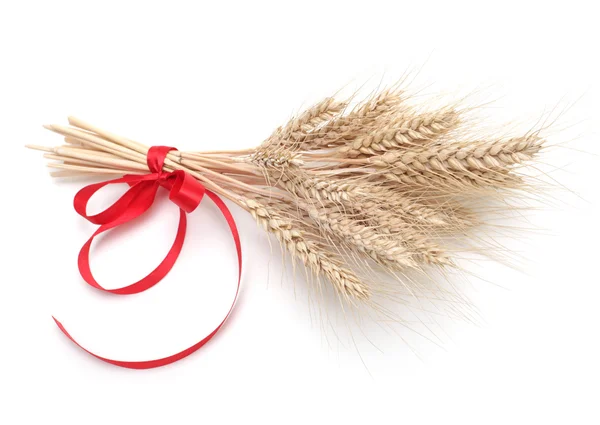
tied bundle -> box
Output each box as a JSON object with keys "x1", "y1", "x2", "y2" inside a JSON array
[{"x1": 27, "y1": 87, "x2": 547, "y2": 309}]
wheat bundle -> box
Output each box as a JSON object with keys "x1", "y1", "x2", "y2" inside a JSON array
[{"x1": 27, "y1": 86, "x2": 549, "y2": 310}]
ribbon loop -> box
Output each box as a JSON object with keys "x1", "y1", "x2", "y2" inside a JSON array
[
  {"x1": 167, "y1": 170, "x2": 206, "y2": 213},
  {"x1": 53, "y1": 146, "x2": 242, "y2": 369}
]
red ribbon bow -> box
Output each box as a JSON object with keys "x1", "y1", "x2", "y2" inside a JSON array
[{"x1": 53, "y1": 146, "x2": 242, "y2": 369}]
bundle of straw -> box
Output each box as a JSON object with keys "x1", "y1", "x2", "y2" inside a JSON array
[{"x1": 27, "y1": 87, "x2": 547, "y2": 308}]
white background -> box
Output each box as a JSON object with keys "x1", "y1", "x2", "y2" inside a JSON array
[{"x1": 1, "y1": 1, "x2": 599, "y2": 424}]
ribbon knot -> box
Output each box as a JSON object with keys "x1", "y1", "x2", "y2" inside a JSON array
[
  {"x1": 147, "y1": 147, "x2": 204, "y2": 212},
  {"x1": 148, "y1": 146, "x2": 207, "y2": 213},
  {"x1": 53, "y1": 145, "x2": 242, "y2": 369}
]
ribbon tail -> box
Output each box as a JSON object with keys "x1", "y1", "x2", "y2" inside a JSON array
[
  {"x1": 53, "y1": 191, "x2": 241, "y2": 369},
  {"x1": 52, "y1": 316, "x2": 227, "y2": 369}
]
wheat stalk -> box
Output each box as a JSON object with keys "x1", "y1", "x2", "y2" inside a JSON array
[
  {"x1": 241, "y1": 197, "x2": 371, "y2": 301},
  {"x1": 340, "y1": 108, "x2": 461, "y2": 158},
  {"x1": 369, "y1": 134, "x2": 542, "y2": 171}
]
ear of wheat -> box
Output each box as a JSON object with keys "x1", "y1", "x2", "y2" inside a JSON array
[{"x1": 27, "y1": 86, "x2": 548, "y2": 306}]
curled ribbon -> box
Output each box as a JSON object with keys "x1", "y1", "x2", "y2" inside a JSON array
[{"x1": 53, "y1": 146, "x2": 242, "y2": 369}]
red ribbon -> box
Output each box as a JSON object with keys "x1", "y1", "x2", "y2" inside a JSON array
[{"x1": 52, "y1": 146, "x2": 242, "y2": 369}]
